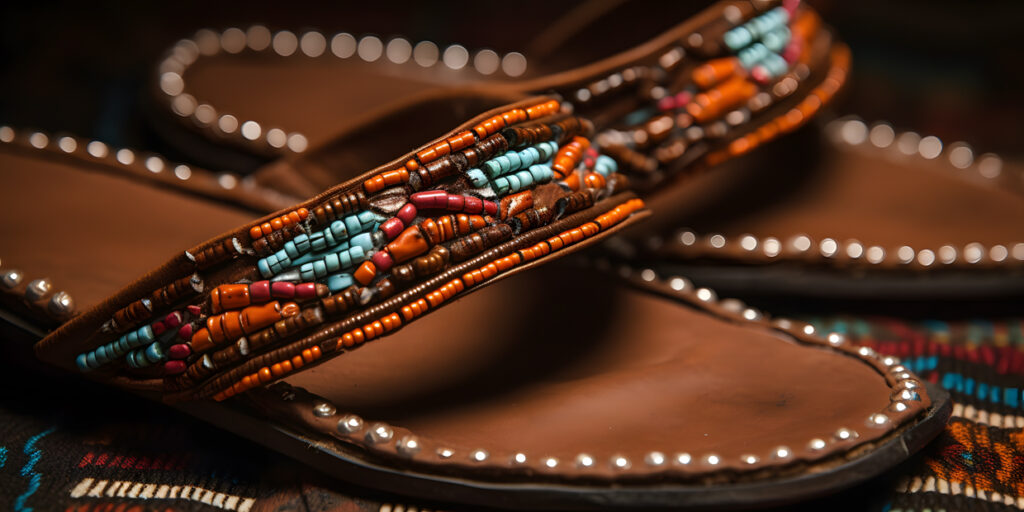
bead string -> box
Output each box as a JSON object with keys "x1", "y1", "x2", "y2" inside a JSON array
[
  {"x1": 257, "y1": 261, "x2": 928, "y2": 477},
  {"x1": 157, "y1": 26, "x2": 528, "y2": 155}
]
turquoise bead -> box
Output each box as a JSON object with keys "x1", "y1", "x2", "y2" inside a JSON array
[
  {"x1": 76, "y1": 353, "x2": 89, "y2": 371},
  {"x1": 483, "y1": 160, "x2": 502, "y2": 178},
  {"x1": 506, "y1": 174, "x2": 521, "y2": 193},
  {"x1": 506, "y1": 151, "x2": 521, "y2": 170},
  {"x1": 344, "y1": 215, "x2": 361, "y2": 236},
  {"x1": 350, "y1": 233, "x2": 374, "y2": 252},
  {"x1": 313, "y1": 260, "x2": 327, "y2": 277},
  {"x1": 467, "y1": 169, "x2": 488, "y2": 188},
  {"x1": 145, "y1": 342, "x2": 164, "y2": 363},
  {"x1": 327, "y1": 273, "x2": 354, "y2": 292},
  {"x1": 294, "y1": 233, "x2": 310, "y2": 252},
  {"x1": 86, "y1": 352, "x2": 99, "y2": 369},
  {"x1": 762, "y1": 26, "x2": 790, "y2": 53},
  {"x1": 739, "y1": 43, "x2": 770, "y2": 69},
  {"x1": 724, "y1": 26, "x2": 752, "y2": 50},
  {"x1": 760, "y1": 53, "x2": 788, "y2": 78},
  {"x1": 492, "y1": 177, "x2": 510, "y2": 195}
]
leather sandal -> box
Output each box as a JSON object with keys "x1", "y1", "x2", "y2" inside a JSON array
[
  {"x1": 4, "y1": 91, "x2": 948, "y2": 509},
  {"x1": 151, "y1": 0, "x2": 1024, "y2": 300}
]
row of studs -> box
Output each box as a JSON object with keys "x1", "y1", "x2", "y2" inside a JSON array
[
  {"x1": 662, "y1": 229, "x2": 1024, "y2": 267},
  {"x1": 158, "y1": 25, "x2": 528, "y2": 154},
  {"x1": 292, "y1": 262, "x2": 924, "y2": 474},
  {"x1": 0, "y1": 258, "x2": 75, "y2": 321},
  {"x1": 0, "y1": 125, "x2": 251, "y2": 193},
  {"x1": 894, "y1": 475, "x2": 1024, "y2": 509}
]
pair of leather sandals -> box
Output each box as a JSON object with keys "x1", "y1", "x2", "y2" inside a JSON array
[{"x1": 6, "y1": 0, "x2": 1021, "y2": 508}]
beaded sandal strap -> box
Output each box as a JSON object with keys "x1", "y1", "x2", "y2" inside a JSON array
[{"x1": 37, "y1": 0, "x2": 847, "y2": 402}]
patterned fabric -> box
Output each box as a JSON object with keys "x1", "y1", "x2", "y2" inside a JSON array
[{"x1": 2, "y1": 316, "x2": 1022, "y2": 511}]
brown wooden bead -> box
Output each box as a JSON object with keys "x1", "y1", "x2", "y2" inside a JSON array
[
  {"x1": 508, "y1": 207, "x2": 554, "y2": 234},
  {"x1": 312, "y1": 190, "x2": 369, "y2": 225},
  {"x1": 320, "y1": 285, "x2": 361, "y2": 316},
  {"x1": 188, "y1": 237, "x2": 243, "y2": 270},
  {"x1": 253, "y1": 224, "x2": 305, "y2": 257},
  {"x1": 448, "y1": 224, "x2": 513, "y2": 262},
  {"x1": 555, "y1": 190, "x2": 596, "y2": 218}
]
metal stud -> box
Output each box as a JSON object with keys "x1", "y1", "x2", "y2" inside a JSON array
[
  {"x1": 719, "y1": 298, "x2": 745, "y2": 313},
  {"x1": 669, "y1": 276, "x2": 691, "y2": 292},
  {"x1": 437, "y1": 448, "x2": 454, "y2": 459},
  {"x1": 640, "y1": 268, "x2": 657, "y2": 282},
  {"x1": 773, "y1": 446, "x2": 792, "y2": 460},
  {"x1": 889, "y1": 402, "x2": 909, "y2": 413},
  {"x1": 312, "y1": 401, "x2": 336, "y2": 417},
  {"x1": 2, "y1": 269, "x2": 24, "y2": 289},
  {"x1": 575, "y1": 453, "x2": 594, "y2": 468},
  {"x1": 807, "y1": 438, "x2": 827, "y2": 451},
  {"x1": 510, "y1": 452, "x2": 527, "y2": 465},
  {"x1": 834, "y1": 428, "x2": 858, "y2": 441},
  {"x1": 644, "y1": 451, "x2": 666, "y2": 466},
  {"x1": 396, "y1": 435, "x2": 421, "y2": 457},
  {"x1": 741, "y1": 454, "x2": 759, "y2": 465},
  {"x1": 610, "y1": 454, "x2": 631, "y2": 470},
  {"x1": 48, "y1": 291, "x2": 74, "y2": 316},
  {"x1": 542, "y1": 457, "x2": 559, "y2": 469},
  {"x1": 365, "y1": 423, "x2": 393, "y2": 443},
  {"x1": 703, "y1": 454, "x2": 721, "y2": 466},
  {"x1": 857, "y1": 346, "x2": 877, "y2": 358},
  {"x1": 470, "y1": 449, "x2": 489, "y2": 463},
  {"x1": 25, "y1": 278, "x2": 52, "y2": 301},
  {"x1": 867, "y1": 413, "x2": 890, "y2": 428},
  {"x1": 742, "y1": 308, "x2": 762, "y2": 321},
  {"x1": 696, "y1": 288, "x2": 716, "y2": 302},
  {"x1": 673, "y1": 453, "x2": 693, "y2": 466}
]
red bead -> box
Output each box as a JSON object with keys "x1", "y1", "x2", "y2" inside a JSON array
[
  {"x1": 464, "y1": 196, "x2": 482, "y2": 214},
  {"x1": 410, "y1": 190, "x2": 448, "y2": 209},
  {"x1": 164, "y1": 360, "x2": 187, "y2": 374},
  {"x1": 295, "y1": 283, "x2": 317, "y2": 300},
  {"x1": 446, "y1": 194, "x2": 465, "y2": 210},
  {"x1": 371, "y1": 250, "x2": 395, "y2": 272},
  {"x1": 187, "y1": 305, "x2": 202, "y2": 316},
  {"x1": 152, "y1": 322, "x2": 166, "y2": 335},
  {"x1": 380, "y1": 218, "x2": 405, "y2": 240},
  {"x1": 164, "y1": 312, "x2": 182, "y2": 328},
  {"x1": 483, "y1": 200, "x2": 498, "y2": 216},
  {"x1": 168, "y1": 344, "x2": 192, "y2": 359},
  {"x1": 397, "y1": 203, "x2": 417, "y2": 225},
  {"x1": 250, "y1": 281, "x2": 271, "y2": 302},
  {"x1": 271, "y1": 281, "x2": 295, "y2": 298},
  {"x1": 177, "y1": 324, "x2": 193, "y2": 340}
]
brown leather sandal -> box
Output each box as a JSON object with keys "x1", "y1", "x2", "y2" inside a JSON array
[
  {"x1": 4, "y1": 92, "x2": 947, "y2": 509},
  {"x1": 150, "y1": 1, "x2": 1024, "y2": 299}
]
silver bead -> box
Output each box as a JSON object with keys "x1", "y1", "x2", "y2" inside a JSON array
[
  {"x1": 668, "y1": 276, "x2": 691, "y2": 292},
  {"x1": 1, "y1": 269, "x2": 24, "y2": 289},
  {"x1": 48, "y1": 291, "x2": 74, "y2": 315},
  {"x1": 336, "y1": 414, "x2": 364, "y2": 434},
  {"x1": 889, "y1": 402, "x2": 909, "y2": 413},
  {"x1": 396, "y1": 435, "x2": 421, "y2": 457},
  {"x1": 719, "y1": 298, "x2": 745, "y2": 313},
  {"x1": 312, "y1": 401, "x2": 336, "y2": 417},
  {"x1": 644, "y1": 451, "x2": 666, "y2": 466},
  {"x1": 365, "y1": 423, "x2": 393, "y2": 443},
  {"x1": 742, "y1": 308, "x2": 762, "y2": 321},
  {"x1": 25, "y1": 278, "x2": 52, "y2": 301}
]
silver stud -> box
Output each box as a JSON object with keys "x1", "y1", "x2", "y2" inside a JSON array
[
  {"x1": 312, "y1": 401, "x2": 336, "y2": 417},
  {"x1": 899, "y1": 379, "x2": 920, "y2": 390},
  {"x1": 669, "y1": 276, "x2": 691, "y2": 292},
  {"x1": 741, "y1": 454, "x2": 759, "y2": 465},
  {"x1": 802, "y1": 324, "x2": 816, "y2": 335},
  {"x1": 510, "y1": 452, "x2": 527, "y2": 465},
  {"x1": 882, "y1": 356, "x2": 900, "y2": 367},
  {"x1": 25, "y1": 278, "x2": 52, "y2": 301},
  {"x1": 739, "y1": 235, "x2": 757, "y2": 251},
  {"x1": 610, "y1": 454, "x2": 631, "y2": 470},
  {"x1": 918, "y1": 135, "x2": 943, "y2": 159},
  {"x1": 839, "y1": 119, "x2": 867, "y2": 145},
  {"x1": 575, "y1": 453, "x2": 594, "y2": 468},
  {"x1": 819, "y1": 238, "x2": 838, "y2": 258},
  {"x1": 48, "y1": 291, "x2": 74, "y2": 315},
  {"x1": 437, "y1": 447, "x2": 454, "y2": 459},
  {"x1": 0, "y1": 126, "x2": 13, "y2": 143},
  {"x1": 867, "y1": 413, "x2": 890, "y2": 428},
  {"x1": 696, "y1": 288, "x2": 716, "y2": 302},
  {"x1": 947, "y1": 142, "x2": 974, "y2": 169},
  {"x1": 470, "y1": 449, "x2": 489, "y2": 463},
  {"x1": 890, "y1": 365, "x2": 906, "y2": 374},
  {"x1": 773, "y1": 446, "x2": 792, "y2": 460},
  {"x1": 396, "y1": 435, "x2": 421, "y2": 457},
  {"x1": 763, "y1": 237, "x2": 781, "y2": 257},
  {"x1": 889, "y1": 402, "x2": 909, "y2": 413},
  {"x1": 773, "y1": 318, "x2": 793, "y2": 330},
  {"x1": 678, "y1": 230, "x2": 697, "y2": 246},
  {"x1": 808, "y1": 438, "x2": 827, "y2": 451},
  {"x1": 990, "y1": 245, "x2": 1009, "y2": 263},
  {"x1": 896, "y1": 246, "x2": 915, "y2": 264},
  {"x1": 673, "y1": 453, "x2": 692, "y2": 466},
  {"x1": 541, "y1": 456, "x2": 559, "y2": 469},
  {"x1": 865, "y1": 246, "x2": 886, "y2": 264},
  {"x1": 703, "y1": 454, "x2": 721, "y2": 466},
  {"x1": 917, "y1": 249, "x2": 936, "y2": 267},
  {"x1": 2, "y1": 269, "x2": 24, "y2": 289},
  {"x1": 709, "y1": 234, "x2": 726, "y2": 248},
  {"x1": 365, "y1": 423, "x2": 393, "y2": 443},
  {"x1": 978, "y1": 153, "x2": 1002, "y2": 179},
  {"x1": 845, "y1": 241, "x2": 864, "y2": 259},
  {"x1": 719, "y1": 298, "x2": 745, "y2": 313},
  {"x1": 869, "y1": 123, "x2": 895, "y2": 148},
  {"x1": 29, "y1": 132, "x2": 49, "y2": 149},
  {"x1": 742, "y1": 308, "x2": 762, "y2": 321},
  {"x1": 790, "y1": 235, "x2": 812, "y2": 253},
  {"x1": 644, "y1": 451, "x2": 666, "y2": 466},
  {"x1": 857, "y1": 346, "x2": 877, "y2": 358},
  {"x1": 964, "y1": 242, "x2": 984, "y2": 264},
  {"x1": 894, "y1": 389, "x2": 918, "y2": 402},
  {"x1": 640, "y1": 268, "x2": 656, "y2": 282},
  {"x1": 834, "y1": 428, "x2": 858, "y2": 441}
]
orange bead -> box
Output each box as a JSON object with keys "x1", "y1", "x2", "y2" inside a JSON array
[
  {"x1": 353, "y1": 260, "x2": 377, "y2": 285},
  {"x1": 693, "y1": 57, "x2": 741, "y2": 90},
  {"x1": 249, "y1": 226, "x2": 264, "y2": 240},
  {"x1": 271, "y1": 363, "x2": 285, "y2": 377},
  {"x1": 386, "y1": 226, "x2": 431, "y2": 263},
  {"x1": 258, "y1": 367, "x2": 273, "y2": 383},
  {"x1": 301, "y1": 349, "x2": 314, "y2": 363},
  {"x1": 291, "y1": 355, "x2": 304, "y2": 368}
]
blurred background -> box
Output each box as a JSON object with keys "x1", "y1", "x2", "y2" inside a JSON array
[{"x1": 1, "y1": 0, "x2": 1022, "y2": 167}]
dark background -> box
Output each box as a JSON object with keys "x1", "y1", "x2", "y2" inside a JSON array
[{"x1": 1, "y1": 0, "x2": 1022, "y2": 167}]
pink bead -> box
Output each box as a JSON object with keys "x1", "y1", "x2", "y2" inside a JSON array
[
  {"x1": 178, "y1": 324, "x2": 193, "y2": 340},
  {"x1": 397, "y1": 203, "x2": 417, "y2": 225},
  {"x1": 371, "y1": 250, "x2": 395, "y2": 272},
  {"x1": 750, "y1": 66, "x2": 770, "y2": 84},
  {"x1": 584, "y1": 157, "x2": 595, "y2": 169},
  {"x1": 463, "y1": 196, "x2": 482, "y2": 214},
  {"x1": 447, "y1": 194, "x2": 465, "y2": 210},
  {"x1": 164, "y1": 312, "x2": 182, "y2": 328},
  {"x1": 164, "y1": 360, "x2": 187, "y2": 375},
  {"x1": 657, "y1": 96, "x2": 675, "y2": 111},
  {"x1": 168, "y1": 343, "x2": 192, "y2": 359},
  {"x1": 783, "y1": 40, "x2": 801, "y2": 64},
  {"x1": 483, "y1": 200, "x2": 498, "y2": 216},
  {"x1": 250, "y1": 281, "x2": 272, "y2": 301},
  {"x1": 410, "y1": 190, "x2": 448, "y2": 209},
  {"x1": 152, "y1": 322, "x2": 166, "y2": 336},
  {"x1": 187, "y1": 305, "x2": 202, "y2": 316},
  {"x1": 295, "y1": 283, "x2": 317, "y2": 299},
  {"x1": 271, "y1": 281, "x2": 295, "y2": 298},
  {"x1": 381, "y1": 218, "x2": 405, "y2": 240},
  {"x1": 675, "y1": 91, "x2": 692, "y2": 107}
]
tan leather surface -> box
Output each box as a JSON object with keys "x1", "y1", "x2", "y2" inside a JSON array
[
  {"x1": 0, "y1": 147, "x2": 253, "y2": 309},
  {"x1": 281, "y1": 266, "x2": 903, "y2": 476}
]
